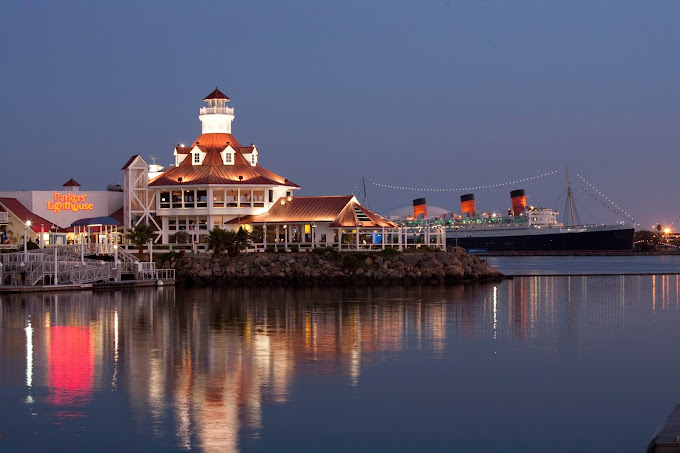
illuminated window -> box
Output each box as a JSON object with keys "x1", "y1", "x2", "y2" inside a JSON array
[
  {"x1": 160, "y1": 192, "x2": 170, "y2": 209},
  {"x1": 212, "y1": 189, "x2": 225, "y2": 207},
  {"x1": 171, "y1": 191, "x2": 182, "y2": 208}
]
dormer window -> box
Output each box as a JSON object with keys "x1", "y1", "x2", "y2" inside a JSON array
[
  {"x1": 221, "y1": 146, "x2": 235, "y2": 165},
  {"x1": 193, "y1": 153, "x2": 200, "y2": 163},
  {"x1": 251, "y1": 154, "x2": 256, "y2": 165}
]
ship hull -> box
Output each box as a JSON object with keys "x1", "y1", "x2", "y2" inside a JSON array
[{"x1": 446, "y1": 226, "x2": 635, "y2": 252}]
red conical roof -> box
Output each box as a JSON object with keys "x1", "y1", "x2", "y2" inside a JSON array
[
  {"x1": 63, "y1": 178, "x2": 81, "y2": 187},
  {"x1": 203, "y1": 87, "x2": 230, "y2": 101}
]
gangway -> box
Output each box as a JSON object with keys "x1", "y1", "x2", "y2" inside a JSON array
[{"x1": 0, "y1": 245, "x2": 174, "y2": 287}]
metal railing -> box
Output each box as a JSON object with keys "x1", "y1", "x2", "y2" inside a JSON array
[
  {"x1": 1, "y1": 244, "x2": 175, "y2": 286},
  {"x1": 199, "y1": 106, "x2": 234, "y2": 115}
]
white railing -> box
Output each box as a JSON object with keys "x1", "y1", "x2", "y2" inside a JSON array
[
  {"x1": 199, "y1": 106, "x2": 234, "y2": 115},
  {"x1": 1, "y1": 245, "x2": 175, "y2": 286}
]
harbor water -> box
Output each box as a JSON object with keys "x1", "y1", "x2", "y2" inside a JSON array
[{"x1": 3, "y1": 258, "x2": 680, "y2": 452}]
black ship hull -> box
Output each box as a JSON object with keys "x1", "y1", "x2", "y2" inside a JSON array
[{"x1": 446, "y1": 227, "x2": 635, "y2": 253}]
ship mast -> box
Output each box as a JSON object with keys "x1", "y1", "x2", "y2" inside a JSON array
[
  {"x1": 360, "y1": 176, "x2": 371, "y2": 209},
  {"x1": 566, "y1": 165, "x2": 576, "y2": 227}
]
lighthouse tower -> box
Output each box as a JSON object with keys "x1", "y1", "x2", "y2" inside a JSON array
[{"x1": 199, "y1": 87, "x2": 235, "y2": 134}]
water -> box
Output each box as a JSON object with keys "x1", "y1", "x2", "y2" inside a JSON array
[
  {"x1": 3, "y1": 269, "x2": 680, "y2": 451},
  {"x1": 488, "y1": 255, "x2": 680, "y2": 275}
]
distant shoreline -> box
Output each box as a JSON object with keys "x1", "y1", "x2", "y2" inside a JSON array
[{"x1": 486, "y1": 250, "x2": 679, "y2": 257}]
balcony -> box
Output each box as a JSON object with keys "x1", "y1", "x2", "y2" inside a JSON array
[{"x1": 199, "y1": 106, "x2": 234, "y2": 116}]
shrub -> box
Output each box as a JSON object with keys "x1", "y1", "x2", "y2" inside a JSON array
[
  {"x1": 289, "y1": 245, "x2": 299, "y2": 253},
  {"x1": 381, "y1": 247, "x2": 401, "y2": 256}
]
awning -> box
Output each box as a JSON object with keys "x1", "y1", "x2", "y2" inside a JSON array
[{"x1": 71, "y1": 216, "x2": 121, "y2": 227}]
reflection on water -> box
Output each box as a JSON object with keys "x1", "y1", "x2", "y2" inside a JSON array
[{"x1": 3, "y1": 276, "x2": 680, "y2": 452}]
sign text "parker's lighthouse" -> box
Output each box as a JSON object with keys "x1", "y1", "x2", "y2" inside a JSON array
[{"x1": 47, "y1": 193, "x2": 94, "y2": 213}]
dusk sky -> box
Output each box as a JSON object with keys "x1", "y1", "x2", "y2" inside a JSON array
[{"x1": 2, "y1": 1, "x2": 678, "y2": 228}]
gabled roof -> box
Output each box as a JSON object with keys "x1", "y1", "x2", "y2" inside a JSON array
[
  {"x1": 121, "y1": 154, "x2": 149, "y2": 170},
  {"x1": 228, "y1": 196, "x2": 397, "y2": 228},
  {"x1": 204, "y1": 87, "x2": 230, "y2": 101},
  {"x1": 63, "y1": 178, "x2": 81, "y2": 187},
  {"x1": 109, "y1": 207, "x2": 124, "y2": 225},
  {"x1": 0, "y1": 198, "x2": 66, "y2": 232},
  {"x1": 150, "y1": 133, "x2": 298, "y2": 187},
  {"x1": 329, "y1": 202, "x2": 397, "y2": 228}
]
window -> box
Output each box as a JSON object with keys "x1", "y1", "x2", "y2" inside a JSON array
[
  {"x1": 198, "y1": 216, "x2": 208, "y2": 230},
  {"x1": 194, "y1": 153, "x2": 200, "y2": 163},
  {"x1": 178, "y1": 219, "x2": 187, "y2": 230},
  {"x1": 197, "y1": 190, "x2": 208, "y2": 208},
  {"x1": 240, "y1": 189, "x2": 251, "y2": 207},
  {"x1": 268, "y1": 190, "x2": 273, "y2": 203},
  {"x1": 253, "y1": 190, "x2": 265, "y2": 207},
  {"x1": 171, "y1": 191, "x2": 182, "y2": 208},
  {"x1": 169, "y1": 218, "x2": 177, "y2": 231},
  {"x1": 160, "y1": 192, "x2": 170, "y2": 209},
  {"x1": 251, "y1": 154, "x2": 256, "y2": 165},
  {"x1": 183, "y1": 190, "x2": 195, "y2": 208},
  {"x1": 213, "y1": 189, "x2": 225, "y2": 207},
  {"x1": 226, "y1": 189, "x2": 238, "y2": 207},
  {"x1": 225, "y1": 153, "x2": 232, "y2": 164}
]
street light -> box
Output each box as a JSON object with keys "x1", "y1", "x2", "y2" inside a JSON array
[{"x1": 24, "y1": 220, "x2": 31, "y2": 262}]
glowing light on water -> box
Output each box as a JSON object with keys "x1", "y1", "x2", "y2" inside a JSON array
[{"x1": 26, "y1": 318, "x2": 33, "y2": 388}]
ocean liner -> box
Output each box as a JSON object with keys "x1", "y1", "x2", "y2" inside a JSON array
[{"x1": 389, "y1": 181, "x2": 635, "y2": 253}]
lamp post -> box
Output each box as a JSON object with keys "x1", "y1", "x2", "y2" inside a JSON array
[
  {"x1": 312, "y1": 222, "x2": 316, "y2": 248},
  {"x1": 283, "y1": 224, "x2": 288, "y2": 252},
  {"x1": 24, "y1": 220, "x2": 31, "y2": 262}
]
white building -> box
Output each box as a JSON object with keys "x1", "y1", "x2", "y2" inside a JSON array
[{"x1": 122, "y1": 87, "x2": 300, "y2": 244}]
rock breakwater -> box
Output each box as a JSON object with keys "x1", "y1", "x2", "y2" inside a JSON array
[{"x1": 158, "y1": 247, "x2": 504, "y2": 286}]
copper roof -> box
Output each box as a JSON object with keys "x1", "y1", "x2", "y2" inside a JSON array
[
  {"x1": 203, "y1": 87, "x2": 230, "y2": 101},
  {"x1": 228, "y1": 196, "x2": 398, "y2": 228},
  {"x1": 0, "y1": 198, "x2": 66, "y2": 232},
  {"x1": 329, "y1": 202, "x2": 397, "y2": 228},
  {"x1": 63, "y1": 178, "x2": 81, "y2": 187},
  {"x1": 151, "y1": 133, "x2": 297, "y2": 188},
  {"x1": 192, "y1": 133, "x2": 241, "y2": 148}
]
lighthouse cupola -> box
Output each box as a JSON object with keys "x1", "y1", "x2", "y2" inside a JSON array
[{"x1": 199, "y1": 87, "x2": 235, "y2": 134}]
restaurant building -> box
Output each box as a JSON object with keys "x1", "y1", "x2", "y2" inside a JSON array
[{"x1": 121, "y1": 88, "x2": 416, "y2": 250}]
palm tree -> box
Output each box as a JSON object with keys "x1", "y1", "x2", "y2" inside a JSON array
[
  {"x1": 126, "y1": 224, "x2": 157, "y2": 255},
  {"x1": 206, "y1": 227, "x2": 251, "y2": 255},
  {"x1": 206, "y1": 227, "x2": 232, "y2": 254}
]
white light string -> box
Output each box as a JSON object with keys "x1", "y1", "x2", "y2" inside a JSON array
[
  {"x1": 371, "y1": 170, "x2": 558, "y2": 192},
  {"x1": 576, "y1": 174, "x2": 634, "y2": 221}
]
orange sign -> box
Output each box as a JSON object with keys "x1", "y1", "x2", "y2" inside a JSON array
[{"x1": 47, "y1": 193, "x2": 94, "y2": 213}]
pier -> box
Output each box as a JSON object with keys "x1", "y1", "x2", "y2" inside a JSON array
[{"x1": 0, "y1": 243, "x2": 174, "y2": 293}]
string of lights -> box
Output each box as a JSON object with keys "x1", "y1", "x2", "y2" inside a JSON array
[
  {"x1": 576, "y1": 174, "x2": 634, "y2": 221},
  {"x1": 370, "y1": 170, "x2": 558, "y2": 192}
]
